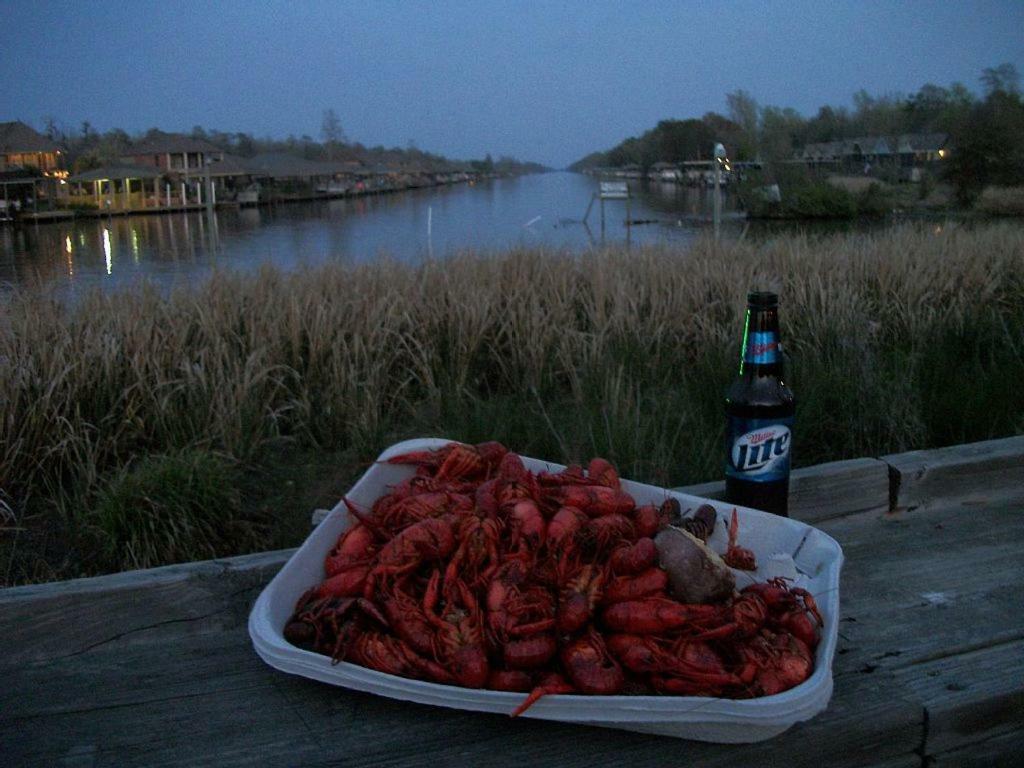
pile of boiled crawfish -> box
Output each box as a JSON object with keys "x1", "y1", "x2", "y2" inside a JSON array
[{"x1": 284, "y1": 441, "x2": 822, "y2": 716}]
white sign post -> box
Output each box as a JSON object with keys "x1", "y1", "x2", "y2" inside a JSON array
[{"x1": 584, "y1": 181, "x2": 632, "y2": 238}]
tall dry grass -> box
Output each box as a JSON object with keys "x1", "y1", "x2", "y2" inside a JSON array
[
  {"x1": 976, "y1": 186, "x2": 1024, "y2": 217},
  {"x1": 2, "y1": 222, "x2": 1023, "y2": 528}
]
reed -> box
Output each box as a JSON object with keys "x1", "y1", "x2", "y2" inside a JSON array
[
  {"x1": 2, "y1": 222, "x2": 1023, "y2": 580},
  {"x1": 976, "y1": 186, "x2": 1024, "y2": 217}
]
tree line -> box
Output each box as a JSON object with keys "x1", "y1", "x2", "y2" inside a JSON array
[
  {"x1": 37, "y1": 108, "x2": 547, "y2": 177},
  {"x1": 570, "y1": 64, "x2": 1024, "y2": 202}
]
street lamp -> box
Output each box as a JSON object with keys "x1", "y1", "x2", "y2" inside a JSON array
[{"x1": 713, "y1": 143, "x2": 726, "y2": 240}]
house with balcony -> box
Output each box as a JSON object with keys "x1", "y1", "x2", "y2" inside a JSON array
[
  {"x1": 1, "y1": 121, "x2": 67, "y2": 217},
  {"x1": 116, "y1": 131, "x2": 235, "y2": 205},
  {"x1": 120, "y1": 131, "x2": 225, "y2": 174}
]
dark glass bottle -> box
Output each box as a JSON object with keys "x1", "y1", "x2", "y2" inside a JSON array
[{"x1": 724, "y1": 291, "x2": 795, "y2": 517}]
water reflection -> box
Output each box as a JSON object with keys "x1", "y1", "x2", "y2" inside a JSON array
[
  {"x1": 0, "y1": 172, "x2": 972, "y2": 299},
  {"x1": 103, "y1": 228, "x2": 112, "y2": 275}
]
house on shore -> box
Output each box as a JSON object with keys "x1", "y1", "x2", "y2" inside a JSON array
[
  {"x1": 798, "y1": 133, "x2": 949, "y2": 178},
  {"x1": 1, "y1": 120, "x2": 68, "y2": 219},
  {"x1": 67, "y1": 165, "x2": 173, "y2": 212},
  {"x1": 118, "y1": 131, "x2": 228, "y2": 204},
  {"x1": 120, "y1": 131, "x2": 225, "y2": 174},
  {"x1": 7, "y1": 123, "x2": 483, "y2": 217}
]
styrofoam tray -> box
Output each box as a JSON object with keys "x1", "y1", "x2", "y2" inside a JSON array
[{"x1": 249, "y1": 438, "x2": 843, "y2": 742}]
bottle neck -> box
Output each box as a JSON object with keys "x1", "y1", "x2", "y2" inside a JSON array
[{"x1": 739, "y1": 305, "x2": 783, "y2": 376}]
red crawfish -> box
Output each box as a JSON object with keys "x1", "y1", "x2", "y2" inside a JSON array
[
  {"x1": 363, "y1": 514, "x2": 457, "y2": 598},
  {"x1": 385, "y1": 441, "x2": 508, "y2": 482},
  {"x1": 722, "y1": 509, "x2": 757, "y2": 571}
]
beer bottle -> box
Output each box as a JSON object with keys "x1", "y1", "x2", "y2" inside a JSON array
[{"x1": 725, "y1": 291, "x2": 795, "y2": 516}]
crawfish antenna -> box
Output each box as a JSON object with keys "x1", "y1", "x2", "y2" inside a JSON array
[{"x1": 342, "y1": 497, "x2": 388, "y2": 541}]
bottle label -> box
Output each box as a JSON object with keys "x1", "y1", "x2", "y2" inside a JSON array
[
  {"x1": 744, "y1": 331, "x2": 780, "y2": 364},
  {"x1": 725, "y1": 416, "x2": 793, "y2": 482}
]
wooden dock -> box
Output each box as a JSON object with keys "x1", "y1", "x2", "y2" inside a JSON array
[{"x1": 2, "y1": 437, "x2": 1022, "y2": 767}]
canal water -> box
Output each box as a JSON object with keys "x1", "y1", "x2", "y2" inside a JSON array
[{"x1": 2, "y1": 172, "x2": 776, "y2": 296}]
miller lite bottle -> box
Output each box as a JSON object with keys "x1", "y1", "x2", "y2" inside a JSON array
[{"x1": 725, "y1": 291, "x2": 795, "y2": 517}]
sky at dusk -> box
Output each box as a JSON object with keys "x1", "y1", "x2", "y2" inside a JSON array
[{"x1": 3, "y1": 0, "x2": 1023, "y2": 168}]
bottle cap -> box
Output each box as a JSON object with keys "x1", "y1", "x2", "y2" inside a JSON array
[{"x1": 747, "y1": 291, "x2": 778, "y2": 308}]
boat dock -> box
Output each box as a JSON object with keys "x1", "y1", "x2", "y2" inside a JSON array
[{"x1": 2, "y1": 436, "x2": 1022, "y2": 766}]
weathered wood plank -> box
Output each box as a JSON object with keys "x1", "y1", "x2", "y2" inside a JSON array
[
  {"x1": 930, "y1": 728, "x2": 1024, "y2": 768},
  {"x1": 818, "y1": 501, "x2": 1024, "y2": 677},
  {"x1": 0, "y1": 643, "x2": 923, "y2": 768},
  {"x1": 893, "y1": 639, "x2": 1024, "y2": 757},
  {"x1": 884, "y1": 435, "x2": 1024, "y2": 512},
  {"x1": 0, "y1": 632, "x2": 272, "y2": 719},
  {"x1": 0, "y1": 549, "x2": 293, "y2": 603},
  {"x1": 0, "y1": 550, "x2": 292, "y2": 665},
  {"x1": 677, "y1": 457, "x2": 890, "y2": 522}
]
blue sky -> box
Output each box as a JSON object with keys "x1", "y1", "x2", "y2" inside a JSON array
[{"x1": 2, "y1": 1, "x2": 1022, "y2": 167}]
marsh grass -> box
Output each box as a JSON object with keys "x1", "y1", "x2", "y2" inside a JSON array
[
  {"x1": 976, "y1": 186, "x2": 1024, "y2": 217},
  {"x1": 91, "y1": 450, "x2": 256, "y2": 571},
  {"x1": 2, "y1": 222, "x2": 1024, "y2": 582}
]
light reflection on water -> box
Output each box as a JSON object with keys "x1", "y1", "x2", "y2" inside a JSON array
[{"x1": 0, "y1": 171, "x2": 960, "y2": 300}]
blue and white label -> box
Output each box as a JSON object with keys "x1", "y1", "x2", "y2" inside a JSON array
[
  {"x1": 725, "y1": 416, "x2": 793, "y2": 482},
  {"x1": 744, "y1": 331, "x2": 780, "y2": 364}
]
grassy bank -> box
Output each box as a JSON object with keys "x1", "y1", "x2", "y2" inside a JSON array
[{"x1": 3, "y1": 223, "x2": 1024, "y2": 584}]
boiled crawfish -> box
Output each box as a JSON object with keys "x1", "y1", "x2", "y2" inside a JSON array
[{"x1": 285, "y1": 441, "x2": 822, "y2": 715}]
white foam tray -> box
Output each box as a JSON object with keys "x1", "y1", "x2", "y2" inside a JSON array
[{"x1": 249, "y1": 438, "x2": 843, "y2": 742}]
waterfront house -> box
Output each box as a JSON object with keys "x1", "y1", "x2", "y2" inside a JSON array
[
  {"x1": 239, "y1": 153, "x2": 350, "y2": 200},
  {"x1": 120, "y1": 131, "x2": 225, "y2": 174},
  {"x1": 798, "y1": 133, "x2": 948, "y2": 177},
  {"x1": 0, "y1": 120, "x2": 64, "y2": 173},
  {"x1": 68, "y1": 165, "x2": 166, "y2": 211},
  {"x1": 0, "y1": 121, "x2": 68, "y2": 216},
  {"x1": 849, "y1": 137, "x2": 894, "y2": 167},
  {"x1": 113, "y1": 131, "x2": 235, "y2": 206},
  {"x1": 799, "y1": 140, "x2": 845, "y2": 166},
  {"x1": 894, "y1": 134, "x2": 948, "y2": 165}
]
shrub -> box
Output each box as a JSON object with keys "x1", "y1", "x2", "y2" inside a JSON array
[
  {"x1": 91, "y1": 450, "x2": 258, "y2": 570},
  {"x1": 855, "y1": 183, "x2": 894, "y2": 217}
]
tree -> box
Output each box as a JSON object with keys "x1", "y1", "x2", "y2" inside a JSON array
[
  {"x1": 321, "y1": 109, "x2": 347, "y2": 160},
  {"x1": 905, "y1": 83, "x2": 976, "y2": 134},
  {"x1": 42, "y1": 116, "x2": 61, "y2": 142},
  {"x1": 850, "y1": 90, "x2": 906, "y2": 135},
  {"x1": 981, "y1": 63, "x2": 1020, "y2": 97},
  {"x1": 726, "y1": 89, "x2": 759, "y2": 159},
  {"x1": 760, "y1": 106, "x2": 805, "y2": 160},
  {"x1": 702, "y1": 113, "x2": 744, "y2": 158},
  {"x1": 235, "y1": 132, "x2": 255, "y2": 157},
  {"x1": 945, "y1": 70, "x2": 1024, "y2": 205},
  {"x1": 802, "y1": 105, "x2": 851, "y2": 143}
]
